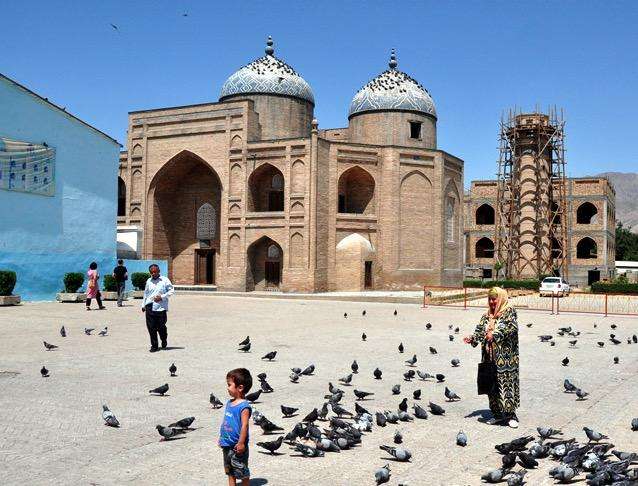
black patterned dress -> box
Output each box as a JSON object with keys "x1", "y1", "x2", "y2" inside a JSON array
[{"x1": 471, "y1": 306, "x2": 520, "y2": 415}]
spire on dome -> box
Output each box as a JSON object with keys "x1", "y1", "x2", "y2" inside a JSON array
[
  {"x1": 388, "y1": 48, "x2": 398, "y2": 69},
  {"x1": 265, "y1": 36, "x2": 274, "y2": 56}
]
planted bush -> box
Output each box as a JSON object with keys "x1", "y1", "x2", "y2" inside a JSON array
[
  {"x1": 0, "y1": 270, "x2": 17, "y2": 296},
  {"x1": 463, "y1": 279, "x2": 483, "y2": 288},
  {"x1": 591, "y1": 282, "x2": 638, "y2": 295},
  {"x1": 131, "y1": 272, "x2": 150, "y2": 291},
  {"x1": 103, "y1": 275, "x2": 117, "y2": 292},
  {"x1": 63, "y1": 272, "x2": 84, "y2": 293},
  {"x1": 464, "y1": 279, "x2": 540, "y2": 290}
]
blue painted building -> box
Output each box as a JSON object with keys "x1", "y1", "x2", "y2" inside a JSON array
[{"x1": 0, "y1": 73, "x2": 127, "y2": 300}]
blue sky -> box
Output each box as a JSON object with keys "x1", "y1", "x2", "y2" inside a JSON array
[{"x1": 2, "y1": 1, "x2": 637, "y2": 185}]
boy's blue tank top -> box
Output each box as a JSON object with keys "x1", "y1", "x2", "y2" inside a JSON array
[{"x1": 219, "y1": 399, "x2": 252, "y2": 447}]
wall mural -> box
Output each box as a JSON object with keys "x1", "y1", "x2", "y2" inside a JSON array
[{"x1": 0, "y1": 137, "x2": 55, "y2": 196}]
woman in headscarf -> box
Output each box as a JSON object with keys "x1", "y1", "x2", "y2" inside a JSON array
[{"x1": 463, "y1": 287, "x2": 520, "y2": 428}]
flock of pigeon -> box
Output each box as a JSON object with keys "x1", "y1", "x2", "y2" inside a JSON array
[{"x1": 38, "y1": 308, "x2": 637, "y2": 484}]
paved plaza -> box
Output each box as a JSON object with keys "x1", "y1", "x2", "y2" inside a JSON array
[{"x1": 1, "y1": 294, "x2": 637, "y2": 485}]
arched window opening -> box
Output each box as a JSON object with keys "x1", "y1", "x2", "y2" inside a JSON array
[
  {"x1": 337, "y1": 166, "x2": 375, "y2": 214},
  {"x1": 476, "y1": 204, "x2": 495, "y2": 225},
  {"x1": 196, "y1": 203, "x2": 217, "y2": 241},
  {"x1": 247, "y1": 164, "x2": 285, "y2": 212},
  {"x1": 576, "y1": 202, "x2": 598, "y2": 224},
  {"x1": 445, "y1": 197, "x2": 455, "y2": 243},
  {"x1": 576, "y1": 237, "x2": 597, "y2": 259},
  {"x1": 117, "y1": 177, "x2": 126, "y2": 217},
  {"x1": 475, "y1": 237, "x2": 495, "y2": 258}
]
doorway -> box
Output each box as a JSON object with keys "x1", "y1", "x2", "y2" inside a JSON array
[
  {"x1": 587, "y1": 270, "x2": 600, "y2": 286},
  {"x1": 364, "y1": 261, "x2": 373, "y2": 289},
  {"x1": 265, "y1": 261, "x2": 281, "y2": 287},
  {"x1": 195, "y1": 249, "x2": 215, "y2": 284}
]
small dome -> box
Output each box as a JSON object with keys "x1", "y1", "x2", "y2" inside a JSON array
[
  {"x1": 336, "y1": 233, "x2": 375, "y2": 253},
  {"x1": 349, "y1": 50, "x2": 436, "y2": 119},
  {"x1": 220, "y1": 36, "x2": 314, "y2": 104}
]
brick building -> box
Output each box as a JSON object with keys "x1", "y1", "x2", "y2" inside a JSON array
[
  {"x1": 464, "y1": 176, "x2": 616, "y2": 287},
  {"x1": 117, "y1": 40, "x2": 464, "y2": 291}
]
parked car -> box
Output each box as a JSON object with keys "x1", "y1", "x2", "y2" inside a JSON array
[{"x1": 539, "y1": 277, "x2": 570, "y2": 297}]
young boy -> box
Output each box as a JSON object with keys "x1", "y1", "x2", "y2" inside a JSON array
[{"x1": 219, "y1": 368, "x2": 252, "y2": 486}]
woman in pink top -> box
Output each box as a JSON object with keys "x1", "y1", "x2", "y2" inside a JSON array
[{"x1": 86, "y1": 261, "x2": 105, "y2": 310}]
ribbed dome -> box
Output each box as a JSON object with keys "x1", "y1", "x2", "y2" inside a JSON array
[
  {"x1": 220, "y1": 37, "x2": 314, "y2": 105},
  {"x1": 349, "y1": 50, "x2": 436, "y2": 119}
]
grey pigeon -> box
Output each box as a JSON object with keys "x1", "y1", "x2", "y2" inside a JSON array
[
  {"x1": 403, "y1": 370, "x2": 415, "y2": 381},
  {"x1": 85, "y1": 327, "x2": 94, "y2": 335},
  {"x1": 98, "y1": 327, "x2": 108, "y2": 336},
  {"x1": 506, "y1": 469, "x2": 527, "y2": 486},
  {"x1": 391, "y1": 384, "x2": 401, "y2": 395},
  {"x1": 339, "y1": 373, "x2": 353, "y2": 385},
  {"x1": 449, "y1": 334, "x2": 454, "y2": 341},
  {"x1": 40, "y1": 366, "x2": 49, "y2": 377},
  {"x1": 380, "y1": 445, "x2": 412, "y2": 462},
  {"x1": 398, "y1": 411, "x2": 413, "y2": 422},
  {"x1": 260, "y1": 379, "x2": 274, "y2": 393},
  {"x1": 376, "y1": 411, "x2": 387, "y2": 427},
  {"x1": 209, "y1": 393, "x2": 223, "y2": 408},
  {"x1": 169, "y1": 417, "x2": 195, "y2": 429},
  {"x1": 412, "y1": 404, "x2": 428, "y2": 419},
  {"x1": 562, "y1": 357, "x2": 569, "y2": 366},
  {"x1": 632, "y1": 418, "x2": 638, "y2": 431},
  {"x1": 413, "y1": 389, "x2": 421, "y2": 400},
  {"x1": 156, "y1": 424, "x2": 185, "y2": 440},
  {"x1": 302, "y1": 408, "x2": 318, "y2": 423},
  {"x1": 149, "y1": 383, "x2": 169, "y2": 395},
  {"x1": 537, "y1": 426, "x2": 562, "y2": 439},
  {"x1": 417, "y1": 370, "x2": 433, "y2": 380},
  {"x1": 261, "y1": 351, "x2": 277, "y2": 361},
  {"x1": 373, "y1": 368, "x2": 382, "y2": 379},
  {"x1": 429, "y1": 346, "x2": 438, "y2": 354},
  {"x1": 315, "y1": 437, "x2": 340, "y2": 453},
  {"x1": 502, "y1": 453, "x2": 517, "y2": 468},
  {"x1": 280, "y1": 405, "x2": 298, "y2": 418},
  {"x1": 429, "y1": 402, "x2": 445, "y2": 415},
  {"x1": 517, "y1": 451, "x2": 538, "y2": 468},
  {"x1": 451, "y1": 358, "x2": 460, "y2": 367},
  {"x1": 550, "y1": 465, "x2": 577, "y2": 482},
  {"x1": 318, "y1": 402, "x2": 329, "y2": 420},
  {"x1": 353, "y1": 389, "x2": 374, "y2": 400},
  {"x1": 291, "y1": 367, "x2": 302, "y2": 374},
  {"x1": 538, "y1": 335, "x2": 552, "y2": 342},
  {"x1": 455, "y1": 326, "x2": 460, "y2": 333},
  {"x1": 290, "y1": 372, "x2": 300, "y2": 383},
  {"x1": 245, "y1": 390, "x2": 262, "y2": 403},
  {"x1": 60, "y1": 326, "x2": 66, "y2": 337},
  {"x1": 238, "y1": 336, "x2": 250, "y2": 346},
  {"x1": 405, "y1": 354, "x2": 417, "y2": 366},
  {"x1": 354, "y1": 402, "x2": 370, "y2": 416},
  {"x1": 301, "y1": 364, "x2": 315, "y2": 375},
  {"x1": 169, "y1": 363, "x2": 177, "y2": 376},
  {"x1": 238, "y1": 342, "x2": 251, "y2": 352},
  {"x1": 351, "y1": 360, "x2": 359, "y2": 374},
  {"x1": 398, "y1": 398, "x2": 408, "y2": 412},
  {"x1": 257, "y1": 435, "x2": 283, "y2": 454},
  {"x1": 583, "y1": 426, "x2": 608, "y2": 442},
  {"x1": 563, "y1": 379, "x2": 577, "y2": 393},
  {"x1": 294, "y1": 442, "x2": 324, "y2": 457},
  {"x1": 374, "y1": 464, "x2": 391, "y2": 485},
  {"x1": 385, "y1": 411, "x2": 399, "y2": 424},
  {"x1": 394, "y1": 429, "x2": 403, "y2": 444},
  {"x1": 43, "y1": 341, "x2": 58, "y2": 351},
  {"x1": 436, "y1": 374, "x2": 445, "y2": 382},
  {"x1": 575, "y1": 388, "x2": 589, "y2": 400},
  {"x1": 481, "y1": 468, "x2": 506, "y2": 483},
  {"x1": 445, "y1": 387, "x2": 460, "y2": 401},
  {"x1": 102, "y1": 404, "x2": 120, "y2": 427},
  {"x1": 456, "y1": 430, "x2": 467, "y2": 447},
  {"x1": 331, "y1": 403, "x2": 353, "y2": 417},
  {"x1": 328, "y1": 382, "x2": 343, "y2": 395},
  {"x1": 258, "y1": 416, "x2": 284, "y2": 434},
  {"x1": 612, "y1": 450, "x2": 638, "y2": 462}
]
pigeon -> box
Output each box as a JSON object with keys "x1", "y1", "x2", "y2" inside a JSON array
[
  {"x1": 550, "y1": 465, "x2": 577, "y2": 482},
  {"x1": 454, "y1": 326, "x2": 460, "y2": 333},
  {"x1": 261, "y1": 351, "x2": 277, "y2": 361},
  {"x1": 373, "y1": 368, "x2": 382, "y2": 380},
  {"x1": 40, "y1": 366, "x2": 49, "y2": 377},
  {"x1": 391, "y1": 384, "x2": 401, "y2": 395},
  {"x1": 238, "y1": 336, "x2": 250, "y2": 346},
  {"x1": 576, "y1": 388, "x2": 589, "y2": 400},
  {"x1": 425, "y1": 323, "x2": 432, "y2": 330},
  {"x1": 376, "y1": 411, "x2": 387, "y2": 427},
  {"x1": 85, "y1": 328, "x2": 94, "y2": 335},
  {"x1": 351, "y1": 360, "x2": 359, "y2": 374},
  {"x1": 149, "y1": 383, "x2": 169, "y2": 396},
  {"x1": 597, "y1": 341, "x2": 605, "y2": 347},
  {"x1": 109, "y1": 23, "x2": 119, "y2": 31},
  {"x1": 611, "y1": 324, "x2": 617, "y2": 329},
  {"x1": 550, "y1": 341, "x2": 556, "y2": 346},
  {"x1": 362, "y1": 332, "x2": 366, "y2": 341},
  {"x1": 238, "y1": 342, "x2": 251, "y2": 352},
  {"x1": 405, "y1": 354, "x2": 417, "y2": 366},
  {"x1": 393, "y1": 429, "x2": 403, "y2": 444},
  {"x1": 339, "y1": 373, "x2": 353, "y2": 385},
  {"x1": 98, "y1": 327, "x2": 108, "y2": 336},
  {"x1": 43, "y1": 341, "x2": 58, "y2": 351},
  {"x1": 398, "y1": 342, "x2": 404, "y2": 353},
  {"x1": 260, "y1": 380, "x2": 274, "y2": 393},
  {"x1": 306, "y1": 423, "x2": 322, "y2": 440},
  {"x1": 328, "y1": 382, "x2": 343, "y2": 395},
  {"x1": 60, "y1": 326, "x2": 66, "y2": 337},
  {"x1": 563, "y1": 379, "x2": 577, "y2": 393},
  {"x1": 613, "y1": 356, "x2": 619, "y2": 364},
  {"x1": 429, "y1": 346, "x2": 438, "y2": 354},
  {"x1": 291, "y1": 367, "x2": 302, "y2": 374},
  {"x1": 315, "y1": 437, "x2": 340, "y2": 453},
  {"x1": 245, "y1": 390, "x2": 262, "y2": 403},
  {"x1": 209, "y1": 393, "x2": 223, "y2": 409},
  {"x1": 612, "y1": 450, "x2": 638, "y2": 462},
  {"x1": 429, "y1": 402, "x2": 445, "y2": 415},
  {"x1": 526, "y1": 323, "x2": 533, "y2": 328},
  {"x1": 610, "y1": 337, "x2": 621, "y2": 345},
  {"x1": 259, "y1": 417, "x2": 284, "y2": 434},
  {"x1": 518, "y1": 451, "x2": 538, "y2": 469},
  {"x1": 398, "y1": 398, "x2": 408, "y2": 412},
  {"x1": 413, "y1": 404, "x2": 428, "y2": 419},
  {"x1": 456, "y1": 430, "x2": 467, "y2": 447},
  {"x1": 353, "y1": 389, "x2": 374, "y2": 400},
  {"x1": 318, "y1": 402, "x2": 330, "y2": 420},
  {"x1": 301, "y1": 364, "x2": 315, "y2": 375},
  {"x1": 539, "y1": 335, "x2": 553, "y2": 342},
  {"x1": 102, "y1": 404, "x2": 120, "y2": 427},
  {"x1": 344, "y1": 312, "x2": 348, "y2": 318},
  {"x1": 281, "y1": 405, "x2": 298, "y2": 417},
  {"x1": 362, "y1": 309, "x2": 366, "y2": 316},
  {"x1": 413, "y1": 389, "x2": 421, "y2": 400},
  {"x1": 481, "y1": 468, "x2": 506, "y2": 483},
  {"x1": 502, "y1": 453, "x2": 517, "y2": 468},
  {"x1": 632, "y1": 418, "x2": 638, "y2": 431},
  {"x1": 506, "y1": 469, "x2": 527, "y2": 486},
  {"x1": 393, "y1": 309, "x2": 397, "y2": 316},
  {"x1": 156, "y1": 425, "x2": 185, "y2": 440},
  {"x1": 583, "y1": 426, "x2": 608, "y2": 442},
  {"x1": 417, "y1": 370, "x2": 433, "y2": 381},
  {"x1": 451, "y1": 358, "x2": 460, "y2": 367},
  {"x1": 633, "y1": 334, "x2": 637, "y2": 344},
  {"x1": 354, "y1": 402, "x2": 370, "y2": 416},
  {"x1": 562, "y1": 357, "x2": 569, "y2": 366},
  {"x1": 169, "y1": 363, "x2": 177, "y2": 376},
  {"x1": 331, "y1": 403, "x2": 353, "y2": 417},
  {"x1": 537, "y1": 427, "x2": 562, "y2": 439},
  {"x1": 302, "y1": 408, "x2": 318, "y2": 423},
  {"x1": 294, "y1": 442, "x2": 324, "y2": 457},
  {"x1": 436, "y1": 374, "x2": 445, "y2": 382},
  {"x1": 257, "y1": 435, "x2": 283, "y2": 454},
  {"x1": 168, "y1": 417, "x2": 195, "y2": 429},
  {"x1": 289, "y1": 372, "x2": 300, "y2": 383},
  {"x1": 444, "y1": 387, "x2": 460, "y2": 401},
  {"x1": 449, "y1": 335, "x2": 454, "y2": 341},
  {"x1": 374, "y1": 464, "x2": 391, "y2": 485},
  {"x1": 569, "y1": 340, "x2": 577, "y2": 346},
  {"x1": 380, "y1": 445, "x2": 411, "y2": 462},
  {"x1": 398, "y1": 411, "x2": 412, "y2": 422}
]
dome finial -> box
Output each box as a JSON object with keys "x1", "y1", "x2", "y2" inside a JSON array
[
  {"x1": 388, "y1": 48, "x2": 398, "y2": 69},
  {"x1": 265, "y1": 35, "x2": 274, "y2": 56}
]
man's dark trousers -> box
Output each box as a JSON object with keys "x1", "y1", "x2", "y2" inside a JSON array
[
  {"x1": 145, "y1": 303, "x2": 168, "y2": 349},
  {"x1": 116, "y1": 281, "x2": 126, "y2": 306}
]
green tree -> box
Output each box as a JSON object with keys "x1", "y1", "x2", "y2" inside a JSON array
[{"x1": 616, "y1": 221, "x2": 638, "y2": 261}]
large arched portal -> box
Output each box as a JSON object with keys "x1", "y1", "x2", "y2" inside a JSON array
[
  {"x1": 148, "y1": 151, "x2": 222, "y2": 284},
  {"x1": 246, "y1": 236, "x2": 283, "y2": 291}
]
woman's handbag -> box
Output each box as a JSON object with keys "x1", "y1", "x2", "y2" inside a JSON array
[{"x1": 477, "y1": 361, "x2": 498, "y2": 395}]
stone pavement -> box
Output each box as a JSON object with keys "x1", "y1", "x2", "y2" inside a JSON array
[{"x1": 1, "y1": 295, "x2": 636, "y2": 486}]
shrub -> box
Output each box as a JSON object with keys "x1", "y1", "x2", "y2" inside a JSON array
[
  {"x1": 103, "y1": 275, "x2": 117, "y2": 292},
  {"x1": 131, "y1": 272, "x2": 150, "y2": 291},
  {"x1": 63, "y1": 272, "x2": 84, "y2": 293},
  {"x1": 591, "y1": 282, "x2": 638, "y2": 295},
  {"x1": 463, "y1": 279, "x2": 483, "y2": 288},
  {"x1": 0, "y1": 270, "x2": 17, "y2": 296}
]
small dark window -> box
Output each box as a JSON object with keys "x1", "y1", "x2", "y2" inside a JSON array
[
  {"x1": 409, "y1": 121, "x2": 422, "y2": 139},
  {"x1": 338, "y1": 194, "x2": 346, "y2": 213},
  {"x1": 482, "y1": 268, "x2": 493, "y2": 279}
]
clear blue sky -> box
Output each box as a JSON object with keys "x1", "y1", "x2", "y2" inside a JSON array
[{"x1": 2, "y1": 1, "x2": 637, "y2": 185}]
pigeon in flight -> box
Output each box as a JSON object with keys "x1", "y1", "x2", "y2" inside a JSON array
[
  {"x1": 109, "y1": 23, "x2": 119, "y2": 32},
  {"x1": 257, "y1": 435, "x2": 283, "y2": 454},
  {"x1": 168, "y1": 417, "x2": 195, "y2": 429},
  {"x1": 169, "y1": 363, "x2": 177, "y2": 377},
  {"x1": 280, "y1": 405, "x2": 298, "y2": 417},
  {"x1": 261, "y1": 351, "x2": 277, "y2": 361},
  {"x1": 102, "y1": 404, "x2": 120, "y2": 427},
  {"x1": 60, "y1": 326, "x2": 66, "y2": 337},
  {"x1": 374, "y1": 464, "x2": 391, "y2": 485},
  {"x1": 43, "y1": 341, "x2": 58, "y2": 351},
  {"x1": 238, "y1": 336, "x2": 250, "y2": 346},
  {"x1": 40, "y1": 366, "x2": 49, "y2": 377},
  {"x1": 149, "y1": 383, "x2": 169, "y2": 396},
  {"x1": 209, "y1": 393, "x2": 223, "y2": 409},
  {"x1": 351, "y1": 360, "x2": 358, "y2": 374},
  {"x1": 156, "y1": 424, "x2": 185, "y2": 440},
  {"x1": 456, "y1": 430, "x2": 467, "y2": 447},
  {"x1": 379, "y1": 445, "x2": 411, "y2": 462}
]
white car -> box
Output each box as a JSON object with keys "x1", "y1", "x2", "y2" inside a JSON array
[{"x1": 539, "y1": 277, "x2": 570, "y2": 297}]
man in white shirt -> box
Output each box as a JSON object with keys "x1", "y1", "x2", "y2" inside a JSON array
[{"x1": 141, "y1": 264, "x2": 174, "y2": 352}]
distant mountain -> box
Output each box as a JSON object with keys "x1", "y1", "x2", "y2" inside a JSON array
[{"x1": 597, "y1": 172, "x2": 638, "y2": 233}]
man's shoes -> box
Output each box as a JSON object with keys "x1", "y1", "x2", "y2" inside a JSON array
[
  {"x1": 508, "y1": 419, "x2": 519, "y2": 428},
  {"x1": 161, "y1": 341, "x2": 168, "y2": 350},
  {"x1": 149, "y1": 347, "x2": 159, "y2": 353},
  {"x1": 99, "y1": 306, "x2": 106, "y2": 310},
  {"x1": 86, "y1": 307, "x2": 91, "y2": 311}
]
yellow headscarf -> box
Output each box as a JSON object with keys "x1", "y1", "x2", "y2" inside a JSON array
[{"x1": 487, "y1": 286, "x2": 510, "y2": 319}]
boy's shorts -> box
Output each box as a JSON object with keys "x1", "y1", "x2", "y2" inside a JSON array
[{"x1": 222, "y1": 446, "x2": 250, "y2": 479}]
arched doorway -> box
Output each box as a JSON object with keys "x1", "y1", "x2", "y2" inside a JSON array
[
  {"x1": 247, "y1": 163, "x2": 285, "y2": 212},
  {"x1": 475, "y1": 204, "x2": 495, "y2": 225},
  {"x1": 475, "y1": 237, "x2": 495, "y2": 258},
  {"x1": 246, "y1": 237, "x2": 283, "y2": 291},
  {"x1": 337, "y1": 166, "x2": 375, "y2": 214},
  {"x1": 148, "y1": 151, "x2": 222, "y2": 284}
]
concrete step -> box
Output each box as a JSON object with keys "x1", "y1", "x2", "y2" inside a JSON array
[{"x1": 174, "y1": 285, "x2": 218, "y2": 292}]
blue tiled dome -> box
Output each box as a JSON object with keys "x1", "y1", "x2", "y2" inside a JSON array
[
  {"x1": 349, "y1": 50, "x2": 436, "y2": 119},
  {"x1": 220, "y1": 37, "x2": 314, "y2": 105}
]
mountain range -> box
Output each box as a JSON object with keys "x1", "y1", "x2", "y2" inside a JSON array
[{"x1": 597, "y1": 172, "x2": 638, "y2": 233}]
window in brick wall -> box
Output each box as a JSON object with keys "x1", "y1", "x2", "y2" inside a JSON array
[
  {"x1": 445, "y1": 197, "x2": 455, "y2": 242},
  {"x1": 409, "y1": 121, "x2": 422, "y2": 139}
]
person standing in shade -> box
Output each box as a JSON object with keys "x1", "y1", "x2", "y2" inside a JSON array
[
  {"x1": 112, "y1": 259, "x2": 128, "y2": 307},
  {"x1": 86, "y1": 261, "x2": 105, "y2": 311},
  {"x1": 141, "y1": 264, "x2": 174, "y2": 352}
]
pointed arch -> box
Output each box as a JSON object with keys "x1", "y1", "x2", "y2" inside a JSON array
[
  {"x1": 475, "y1": 237, "x2": 494, "y2": 258},
  {"x1": 576, "y1": 237, "x2": 597, "y2": 259},
  {"x1": 290, "y1": 232, "x2": 305, "y2": 267},
  {"x1": 247, "y1": 163, "x2": 284, "y2": 212},
  {"x1": 399, "y1": 170, "x2": 432, "y2": 269},
  {"x1": 476, "y1": 204, "x2": 495, "y2": 225},
  {"x1": 337, "y1": 166, "x2": 375, "y2": 214},
  {"x1": 246, "y1": 236, "x2": 283, "y2": 290},
  {"x1": 291, "y1": 159, "x2": 306, "y2": 194}
]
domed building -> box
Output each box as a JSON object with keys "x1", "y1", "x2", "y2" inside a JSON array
[{"x1": 117, "y1": 39, "x2": 463, "y2": 291}]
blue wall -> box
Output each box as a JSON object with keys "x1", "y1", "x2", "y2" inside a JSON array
[
  {"x1": 0, "y1": 76, "x2": 122, "y2": 301},
  {"x1": 121, "y1": 259, "x2": 168, "y2": 292}
]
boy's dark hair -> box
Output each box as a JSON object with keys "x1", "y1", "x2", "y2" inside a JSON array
[
  {"x1": 89, "y1": 261, "x2": 98, "y2": 270},
  {"x1": 117, "y1": 259, "x2": 124, "y2": 265},
  {"x1": 226, "y1": 368, "x2": 252, "y2": 394},
  {"x1": 149, "y1": 263, "x2": 159, "y2": 271}
]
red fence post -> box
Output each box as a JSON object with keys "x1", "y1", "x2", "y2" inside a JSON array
[
  {"x1": 556, "y1": 294, "x2": 560, "y2": 315},
  {"x1": 550, "y1": 295, "x2": 554, "y2": 315},
  {"x1": 604, "y1": 294, "x2": 608, "y2": 317},
  {"x1": 464, "y1": 287, "x2": 467, "y2": 310},
  {"x1": 422, "y1": 286, "x2": 426, "y2": 308}
]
